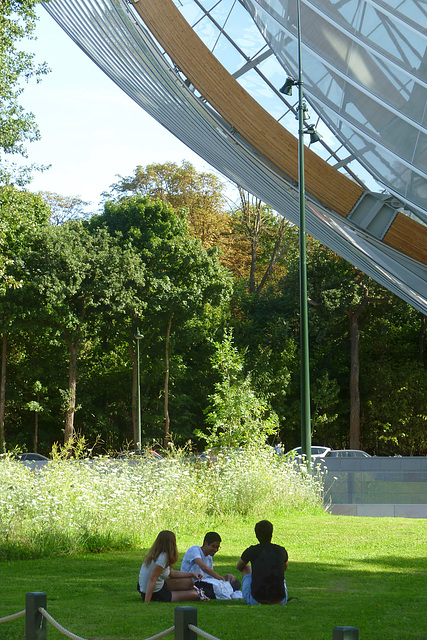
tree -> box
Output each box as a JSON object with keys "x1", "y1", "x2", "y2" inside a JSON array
[
  {"x1": 228, "y1": 280, "x2": 297, "y2": 441},
  {"x1": 24, "y1": 221, "x2": 146, "y2": 442},
  {"x1": 304, "y1": 256, "x2": 390, "y2": 450},
  {"x1": 91, "y1": 196, "x2": 232, "y2": 446},
  {"x1": 0, "y1": 185, "x2": 49, "y2": 293},
  {"x1": 232, "y1": 188, "x2": 295, "y2": 292},
  {"x1": 103, "y1": 161, "x2": 237, "y2": 267},
  {"x1": 196, "y1": 330, "x2": 279, "y2": 449},
  {"x1": 0, "y1": 0, "x2": 49, "y2": 184},
  {"x1": 104, "y1": 160, "x2": 225, "y2": 219},
  {"x1": 288, "y1": 240, "x2": 390, "y2": 449},
  {"x1": 154, "y1": 235, "x2": 232, "y2": 445},
  {"x1": 344, "y1": 278, "x2": 388, "y2": 448},
  {"x1": 0, "y1": 185, "x2": 50, "y2": 450},
  {"x1": 39, "y1": 192, "x2": 90, "y2": 225},
  {"x1": 357, "y1": 301, "x2": 427, "y2": 455},
  {"x1": 24, "y1": 379, "x2": 48, "y2": 451},
  {"x1": 90, "y1": 195, "x2": 189, "y2": 443}
]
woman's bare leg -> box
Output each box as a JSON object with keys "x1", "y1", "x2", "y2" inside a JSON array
[
  {"x1": 165, "y1": 577, "x2": 194, "y2": 591},
  {"x1": 170, "y1": 589, "x2": 200, "y2": 602}
]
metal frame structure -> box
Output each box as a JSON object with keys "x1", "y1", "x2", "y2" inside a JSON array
[{"x1": 42, "y1": 0, "x2": 427, "y2": 314}]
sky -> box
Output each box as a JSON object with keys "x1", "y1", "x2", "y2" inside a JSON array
[{"x1": 19, "y1": 6, "x2": 225, "y2": 213}]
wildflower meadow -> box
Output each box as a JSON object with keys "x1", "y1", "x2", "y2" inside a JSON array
[{"x1": 0, "y1": 448, "x2": 325, "y2": 559}]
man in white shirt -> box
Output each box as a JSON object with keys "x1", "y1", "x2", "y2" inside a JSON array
[
  {"x1": 181, "y1": 532, "x2": 240, "y2": 600},
  {"x1": 181, "y1": 532, "x2": 235, "y2": 582}
]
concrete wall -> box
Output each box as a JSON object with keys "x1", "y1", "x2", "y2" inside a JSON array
[{"x1": 315, "y1": 456, "x2": 427, "y2": 518}]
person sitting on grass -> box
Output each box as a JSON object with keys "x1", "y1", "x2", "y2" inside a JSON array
[
  {"x1": 181, "y1": 531, "x2": 236, "y2": 582},
  {"x1": 138, "y1": 530, "x2": 208, "y2": 603},
  {"x1": 181, "y1": 531, "x2": 237, "y2": 600},
  {"x1": 236, "y1": 519, "x2": 288, "y2": 605}
]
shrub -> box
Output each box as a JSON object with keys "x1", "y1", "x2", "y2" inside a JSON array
[{"x1": 0, "y1": 448, "x2": 325, "y2": 559}]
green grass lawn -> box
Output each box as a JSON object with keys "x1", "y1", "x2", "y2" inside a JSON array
[{"x1": 1, "y1": 514, "x2": 426, "y2": 640}]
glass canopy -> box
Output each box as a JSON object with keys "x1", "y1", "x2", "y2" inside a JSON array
[{"x1": 41, "y1": 0, "x2": 427, "y2": 313}]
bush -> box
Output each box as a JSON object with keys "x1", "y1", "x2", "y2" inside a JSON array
[{"x1": 0, "y1": 449, "x2": 325, "y2": 559}]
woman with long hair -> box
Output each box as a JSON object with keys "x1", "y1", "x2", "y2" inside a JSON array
[{"x1": 138, "y1": 530, "x2": 207, "y2": 603}]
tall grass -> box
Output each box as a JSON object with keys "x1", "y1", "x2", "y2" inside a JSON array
[{"x1": 0, "y1": 449, "x2": 325, "y2": 560}]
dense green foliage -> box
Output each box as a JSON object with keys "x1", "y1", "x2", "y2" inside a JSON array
[
  {"x1": 0, "y1": 184, "x2": 50, "y2": 294},
  {"x1": 197, "y1": 330, "x2": 279, "y2": 449},
  {"x1": 0, "y1": 0, "x2": 48, "y2": 185},
  {"x1": 1, "y1": 194, "x2": 235, "y2": 450},
  {"x1": 0, "y1": 179, "x2": 426, "y2": 455}
]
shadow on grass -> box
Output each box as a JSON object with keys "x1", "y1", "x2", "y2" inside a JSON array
[{"x1": 1, "y1": 551, "x2": 426, "y2": 640}]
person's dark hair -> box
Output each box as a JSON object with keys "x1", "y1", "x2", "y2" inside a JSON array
[
  {"x1": 203, "y1": 531, "x2": 222, "y2": 545},
  {"x1": 255, "y1": 520, "x2": 273, "y2": 543},
  {"x1": 232, "y1": 579, "x2": 242, "y2": 591}
]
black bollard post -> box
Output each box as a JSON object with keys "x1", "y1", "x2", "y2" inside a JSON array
[
  {"x1": 26, "y1": 593, "x2": 47, "y2": 640},
  {"x1": 333, "y1": 626, "x2": 359, "y2": 640},
  {"x1": 175, "y1": 606, "x2": 197, "y2": 640}
]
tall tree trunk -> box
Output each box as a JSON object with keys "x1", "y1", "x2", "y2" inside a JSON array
[
  {"x1": 239, "y1": 187, "x2": 261, "y2": 294},
  {"x1": 0, "y1": 333, "x2": 7, "y2": 451},
  {"x1": 346, "y1": 285, "x2": 386, "y2": 449},
  {"x1": 347, "y1": 311, "x2": 361, "y2": 449},
  {"x1": 256, "y1": 215, "x2": 287, "y2": 293},
  {"x1": 129, "y1": 334, "x2": 139, "y2": 446},
  {"x1": 249, "y1": 239, "x2": 258, "y2": 294},
  {"x1": 164, "y1": 312, "x2": 172, "y2": 448},
  {"x1": 33, "y1": 392, "x2": 39, "y2": 452},
  {"x1": 63, "y1": 333, "x2": 79, "y2": 443}
]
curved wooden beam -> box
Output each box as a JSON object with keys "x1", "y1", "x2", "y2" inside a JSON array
[
  {"x1": 130, "y1": 0, "x2": 427, "y2": 266},
  {"x1": 384, "y1": 213, "x2": 427, "y2": 263}
]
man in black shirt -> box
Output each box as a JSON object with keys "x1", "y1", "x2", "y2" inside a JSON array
[{"x1": 236, "y1": 520, "x2": 288, "y2": 605}]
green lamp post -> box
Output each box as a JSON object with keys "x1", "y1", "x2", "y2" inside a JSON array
[
  {"x1": 135, "y1": 328, "x2": 143, "y2": 450},
  {"x1": 280, "y1": 0, "x2": 321, "y2": 466}
]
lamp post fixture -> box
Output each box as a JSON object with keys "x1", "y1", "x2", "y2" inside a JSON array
[
  {"x1": 280, "y1": 0, "x2": 320, "y2": 466},
  {"x1": 135, "y1": 328, "x2": 143, "y2": 450}
]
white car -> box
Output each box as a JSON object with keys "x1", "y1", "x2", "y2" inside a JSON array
[
  {"x1": 286, "y1": 446, "x2": 331, "y2": 459},
  {"x1": 325, "y1": 449, "x2": 371, "y2": 458}
]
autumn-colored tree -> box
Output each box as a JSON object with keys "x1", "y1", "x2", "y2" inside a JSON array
[
  {"x1": 103, "y1": 161, "x2": 238, "y2": 269},
  {"x1": 39, "y1": 192, "x2": 90, "y2": 225}
]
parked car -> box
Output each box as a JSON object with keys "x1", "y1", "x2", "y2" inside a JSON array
[
  {"x1": 325, "y1": 449, "x2": 371, "y2": 458},
  {"x1": 15, "y1": 452, "x2": 50, "y2": 471},
  {"x1": 17, "y1": 452, "x2": 50, "y2": 461},
  {"x1": 285, "y1": 446, "x2": 331, "y2": 459}
]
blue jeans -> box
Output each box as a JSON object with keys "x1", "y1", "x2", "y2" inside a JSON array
[{"x1": 242, "y1": 574, "x2": 287, "y2": 605}]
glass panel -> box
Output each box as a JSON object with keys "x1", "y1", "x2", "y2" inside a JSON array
[{"x1": 242, "y1": 0, "x2": 427, "y2": 218}]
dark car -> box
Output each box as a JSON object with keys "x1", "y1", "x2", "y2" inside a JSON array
[
  {"x1": 325, "y1": 449, "x2": 371, "y2": 458},
  {"x1": 17, "y1": 453, "x2": 50, "y2": 461},
  {"x1": 16, "y1": 452, "x2": 50, "y2": 471}
]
